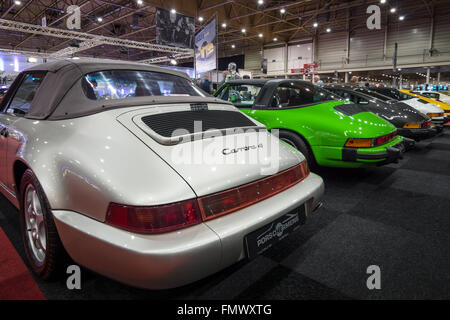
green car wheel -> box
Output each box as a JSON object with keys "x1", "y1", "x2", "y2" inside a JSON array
[{"x1": 278, "y1": 130, "x2": 318, "y2": 169}]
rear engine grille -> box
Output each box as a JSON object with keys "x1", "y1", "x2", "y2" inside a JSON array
[{"x1": 141, "y1": 110, "x2": 256, "y2": 137}]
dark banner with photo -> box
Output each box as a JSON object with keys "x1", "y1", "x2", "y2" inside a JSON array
[
  {"x1": 156, "y1": 8, "x2": 195, "y2": 49},
  {"x1": 195, "y1": 19, "x2": 217, "y2": 75}
]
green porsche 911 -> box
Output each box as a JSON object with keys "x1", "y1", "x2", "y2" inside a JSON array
[{"x1": 215, "y1": 79, "x2": 414, "y2": 168}]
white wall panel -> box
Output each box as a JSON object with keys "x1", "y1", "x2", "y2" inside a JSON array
[
  {"x1": 433, "y1": 5, "x2": 450, "y2": 55},
  {"x1": 264, "y1": 47, "x2": 286, "y2": 74},
  {"x1": 244, "y1": 46, "x2": 263, "y2": 73},
  {"x1": 317, "y1": 32, "x2": 347, "y2": 69},
  {"x1": 386, "y1": 16, "x2": 430, "y2": 64},
  {"x1": 288, "y1": 43, "x2": 313, "y2": 70}
]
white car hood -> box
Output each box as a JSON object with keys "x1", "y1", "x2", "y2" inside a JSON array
[{"x1": 402, "y1": 98, "x2": 443, "y2": 115}]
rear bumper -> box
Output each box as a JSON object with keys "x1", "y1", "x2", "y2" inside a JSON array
[
  {"x1": 52, "y1": 173, "x2": 324, "y2": 290},
  {"x1": 342, "y1": 138, "x2": 413, "y2": 166},
  {"x1": 431, "y1": 116, "x2": 445, "y2": 126},
  {"x1": 432, "y1": 124, "x2": 445, "y2": 133},
  {"x1": 398, "y1": 127, "x2": 437, "y2": 141}
]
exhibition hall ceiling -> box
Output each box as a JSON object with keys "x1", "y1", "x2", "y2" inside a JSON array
[{"x1": 0, "y1": 0, "x2": 445, "y2": 63}]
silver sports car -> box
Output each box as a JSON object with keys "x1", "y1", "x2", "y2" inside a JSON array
[{"x1": 0, "y1": 59, "x2": 324, "y2": 289}]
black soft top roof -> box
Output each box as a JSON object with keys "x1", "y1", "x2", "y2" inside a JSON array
[
  {"x1": 24, "y1": 58, "x2": 190, "y2": 78},
  {"x1": 19, "y1": 59, "x2": 226, "y2": 120},
  {"x1": 226, "y1": 79, "x2": 313, "y2": 86}
]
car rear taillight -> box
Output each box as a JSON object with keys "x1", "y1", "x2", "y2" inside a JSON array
[
  {"x1": 106, "y1": 199, "x2": 202, "y2": 234},
  {"x1": 106, "y1": 162, "x2": 310, "y2": 233},
  {"x1": 421, "y1": 120, "x2": 432, "y2": 128},
  {"x1": 345, "y1": 131, "x2": 398, "y2": 148},
  {"x1": 403, "y1": 123, "x2": 421, "y2": 129},
  {"x1": 198, "y1": 162, "x2": 309, "y2": 221},
  {"x1": 344, "y1": 138, "x2": 374, "y2": 148},
  {"x1": 427, "y1": 112, "x2": 444, "y2": 117},
  {"x1": 374, "y1": 131, "x2": 397, "y2": 146}
]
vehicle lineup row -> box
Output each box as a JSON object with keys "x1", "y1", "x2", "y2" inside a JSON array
[{"x1": 0, "y1": 59, "x2": 448, "y2": 290}]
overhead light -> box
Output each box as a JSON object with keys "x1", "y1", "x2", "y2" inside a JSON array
[
  {"x1": 14, "y1": 0, "x2": 21, "y2": 5},
  {"x1": 258, "y1": 33, "x2": 263, "y2": 38},
  {"x1": 28, "y1": 57, "x2": 37, "y2": 63},
  {"x1": 273, "y1": 37, "x2": 278, "y2": 41},
  {"x1": 170, "y1": 59, "x2": 177, "y2": 65},
  {"x1": 137, "y1": 0, "x2": 143, "y2": 5},
  {"x1": 258, "y1": 0, "x2": 264, "y2": 4},
  {"x1": 390, "y1": 8, "x2": 396, "y2": 13},
  {"x1": 326, "y1": 28, "x2": 331, "y2": 32},
  {"x1": 241, "y1": 28, "x2": 246, "y2": 33},
  {"x1": 97, "y1": 17, "x2": 103, "y2": 22},
  {"x1": 198, "y1": 16, "x2": 204, "y2": 22},
  {"x1": 231, "y1": 44, "x2": 235, "y2": 48},
  {"x1": 380, "y1": 0, "x2": 386, "y2": 4},
  {"x1": 222, "y1": 22, "x2": 227, "y2": 28},
  {"x1": 399, "y1": 16, "x2": 405, "y2": 21},
  {"x1": 313, "y1": 22, "x2": 318, "y2": 28},
  {"x1": 280, "y1": 8, "x2": 286, "y2": 14},
  {"x1": 170, "y1": 9, "x2": 176, "y2": 14}
]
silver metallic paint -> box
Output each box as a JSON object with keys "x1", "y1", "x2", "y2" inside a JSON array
[{"x1": 52, "y1": 173, "x2": 324, "y2": 289}]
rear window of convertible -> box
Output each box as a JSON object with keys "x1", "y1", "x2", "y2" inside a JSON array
[{"x1": 81, "y1": 70, "x2": 204, "y2": 101}]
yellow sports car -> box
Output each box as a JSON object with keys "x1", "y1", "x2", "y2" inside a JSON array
[{"x1": 400, "y1": 89, "x2": 450, "y2": 120}]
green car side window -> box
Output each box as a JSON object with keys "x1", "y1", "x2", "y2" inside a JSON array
[
  {"x1": 227, "y1": 85, "x2": 262, "y2": 108},
  {"x1": 270, "y1": 82, "x2": 336, "y2": 109}
]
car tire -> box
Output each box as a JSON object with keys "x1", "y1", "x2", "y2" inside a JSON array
[
  {"x1": 279, "y1": 131, "x2": 318, "y2": 169},
  {"x1": 19, "y1": 169, "x2": 67, "y2": 280}
]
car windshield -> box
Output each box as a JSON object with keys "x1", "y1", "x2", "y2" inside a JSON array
[
  {"x1": 271, "y1": 82, "x2": 337, "y2": 108},
  {"x1": 418, "y1": 92, "x2": 440, "y2": 100},
  {"x1": 394, "y1": 90, "x2": 414, "y2": 101},
  {"x1": 375, "y1": 89, "x2": 413, "y2": 101},
  {"x1": 355, "y1": 88, "x2": 393, "y2": 102},
  {"x1": 82, "y1": 70, "x2": 204, "y2": 101},
  {"x1": 220, "y1": 84, "x2": 263, "y2": 107}
]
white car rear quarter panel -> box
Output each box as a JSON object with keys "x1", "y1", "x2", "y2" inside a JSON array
[{"x1": 53, "y1": 172, "x2": 324, "y2": 289}]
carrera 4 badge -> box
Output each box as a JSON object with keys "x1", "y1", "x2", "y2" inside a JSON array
[{"x1": 222, "y1": 143, "x2": 263, "y2": 155}]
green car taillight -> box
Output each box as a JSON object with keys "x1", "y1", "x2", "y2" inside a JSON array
[{"x1": 345, "y1": 131, "x2": 398, "y2": 148}]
